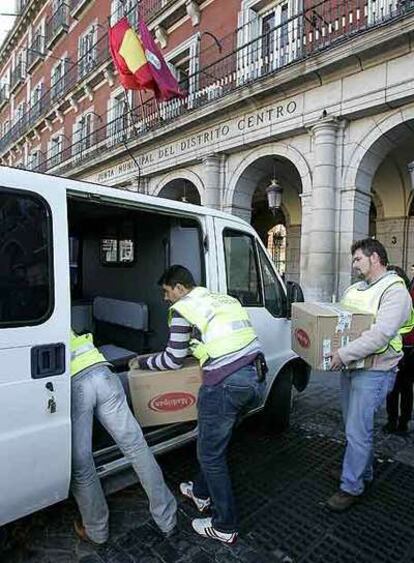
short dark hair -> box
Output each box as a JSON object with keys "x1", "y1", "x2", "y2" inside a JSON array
[
  {"x1": 351, "y1": 238, "x2": 388, "y2": 266},
  {"x1": 387, "y1": 265, "x2": 410, "y2": 289},
  {"x1": 158, "y1": 265, "x2": 196, "y2": 289}
]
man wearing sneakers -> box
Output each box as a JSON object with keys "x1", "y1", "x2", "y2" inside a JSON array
[
  {"x1": 132, "y1": 265, "x2": 266, "y2": 544},
  {"x1": 328, "y1": 239, "x2": 413, "y2": 511},
  {"x1": 70, "y1": 329, "x2": 177, "y2": 544}
]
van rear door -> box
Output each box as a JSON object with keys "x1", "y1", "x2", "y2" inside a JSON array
[{"x1": 0, "y1": 176, "x2": 71, "y2": 525}]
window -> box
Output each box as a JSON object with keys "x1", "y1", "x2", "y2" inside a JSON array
[
  {"x1": 51, "y1": 59, "x2": 66, "y2": 101},
  {"x1": 49, "y1": 135, "x2": 63, "y2": 167},
  {"x1": 108, "y1": 90, "x2": 130, "y2": 145},
  {"x1": 31, "y1": 81, "x2": 43, "y2": 120},
  {"x1": 100, "y1": 222, "x2": 135, "y2": 265},
  {"x1": 73, "y1": 113, "x2": 93, "y2": 156},
  {"x1": 110, "y1": 0, "x2": 138, "y2": 27},
  {"x1": 237, "y1": 0, "x2": 297, "y2": 82},
  {"x1": 14, "y1": 101, "x2": 26, "y2": 124},
  {"x1": 223, "y1": 229, "x2": 262, "y2": 306},
  {"x1": 257, "y1": 244, "x2": 286, "y2": 317},
  {"x1": 78, "y1": 26, "x2": 96, "y2": 79},
  {"x1": 28, "y1": 150, "x2": 41, "y2": 170},
  {"x1": 0, "y1": 190, "x2": 53, "y2": 326}
]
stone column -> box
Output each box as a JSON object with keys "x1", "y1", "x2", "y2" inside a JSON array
[
  {"x1": 201, "y1": 153, "x2": 222, "y2": 209},
  {"x1": 337, "y1": 188, "x2": 371, "y2": 297},
  {"x1": 299, "y1": 192, "x2": 312, "y2": 288},
  {"x1": 302, "y1": 118, "x2": 339, "y2": 301}
]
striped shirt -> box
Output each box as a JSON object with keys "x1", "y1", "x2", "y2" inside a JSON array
[
  {"x1": 138, "y1": 311, "x2": 262, "y2": 385},
  {"x1": 139, "y1": 311, "x2": 191, "y2": 370}
]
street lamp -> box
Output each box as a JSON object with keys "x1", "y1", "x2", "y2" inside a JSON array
[
  {"x1": 266, "y1": 178, "x2": 283, "y2": 215},
  {"x1": 408, "y1": 161, "x2": 414, "y2": 191}
]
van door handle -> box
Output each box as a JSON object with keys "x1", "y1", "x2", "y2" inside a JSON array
[{"x1": 31, "y1": 343, "x2": 66, "y2": 379}]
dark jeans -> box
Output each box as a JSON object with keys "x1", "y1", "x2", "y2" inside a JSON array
[
  {"x1": 386, "y1": 348, "x2": 414, "y2": 426},
  {"x1": 192, "y1": 364, "x2": 265, "y2": 533}
]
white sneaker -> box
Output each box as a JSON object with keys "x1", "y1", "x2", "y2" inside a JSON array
[
  {"x1": 191, "y1": 517, "x2": 238, "y2": 544},
  {"x1": 179, "y1": 481, "x2": 211, "y2": 513}
]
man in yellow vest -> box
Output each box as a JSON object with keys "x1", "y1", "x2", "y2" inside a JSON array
[
  {"x1": 327, "y1": 239, "x2": 413, "y2": 511},
  {"x1": 70, "y1": 330, "x2": 177, "y2": 544},
  {"x1": 132, "y1": 265, "x2": 266, "y2": 544}
]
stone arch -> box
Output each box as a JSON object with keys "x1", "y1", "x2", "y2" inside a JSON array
[
  {"x1": 344, "y1": 107, "x2": 414, "y2": 194},
  {"x1": 224, "y1": 142, "x2": 312, "y2": 211},
  {"x1": 151, "y1": 169, "x2": 204, "y2": 198}
]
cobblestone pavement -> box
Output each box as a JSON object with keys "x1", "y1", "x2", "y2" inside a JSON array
[{"x1": 3, "y1": 371, "x2": 414, "y2": 563}]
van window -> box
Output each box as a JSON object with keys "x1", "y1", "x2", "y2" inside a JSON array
[
  {"x1": 223, "y1": 229, "x2": 263, "y2": 306},
  {"x1": 257, "y1": 244, "x2": 287, "y2": 317},
  {"x1": 0, "y1": 189, "x2": 53, "y2": 326}
]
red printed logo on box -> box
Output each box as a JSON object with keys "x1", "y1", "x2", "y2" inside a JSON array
[
  {"x1": 295, "y1": 328, "x2": 310, "y2": 348},
  {"x1": 149, "y1": 392, "x2": 196, "y2": 412}
]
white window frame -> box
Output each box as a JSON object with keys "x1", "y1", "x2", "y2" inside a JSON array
[
  {"x1": 110, "y1": 0, "x2": 138, "y2": 28},
  {"x1": 28, "y1": 148, "x2": 41, "y2": 170},
  {"x1": 50, "y1": 54, "x2": 67, "y2": 101},
  {"x1": 72, "y1": 111, "x2": 94, "y2": 157},
  {"x1": 237, "y1": 0, "x2": 301, "y2": 83},
  {"x1": 161, "y1": 34, "x2": 199, "y2": 118},
  {"x1": 78, "y1": 23, "x2": 97, "y2": 80},
  {"x1": 48, "y1": 131, "x2": 64, "y2": 167},
  {"x1": 107, "y1": 87, "x2": 132, "y2": 146}
]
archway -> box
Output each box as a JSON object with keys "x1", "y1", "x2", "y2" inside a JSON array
[
  {"x1": 157, "y1": 178, "x2": 201, "y2": 205},
  {"x1": 230, "y1": 153, "x2": 303, "y2": 282}
]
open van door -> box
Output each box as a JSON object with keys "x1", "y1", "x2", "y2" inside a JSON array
[
  {"x1": 0, "y1": 172, "x2": 71, "y2": 525},
  {"x1": 214, "y1": 218, "x2": 292, "y2": 378}
]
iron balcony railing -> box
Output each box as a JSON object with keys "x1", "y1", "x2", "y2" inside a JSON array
[
  {"x1": 46, "y1": 2, "x2": 70, "y2": 48},
  {"x1": 5, "y1": 0, "x2": 414, "y2": 170},
  {"x1": 70, "y1": 0, "x2": 92, "y2": 13}
]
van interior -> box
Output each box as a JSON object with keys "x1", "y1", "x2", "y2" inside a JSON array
[{"x1": 68, "y1": 195, "x2": 205, "y2": 464}]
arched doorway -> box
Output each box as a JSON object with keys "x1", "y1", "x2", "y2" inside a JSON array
[
  {"x1": 233, "y1": 154, "x2": 302, "y2": 282},
  {"x1": 158, "y1": 179, "x2": 201, "y2": 205}
]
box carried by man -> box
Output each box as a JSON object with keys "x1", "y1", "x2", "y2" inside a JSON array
[
  {"x1": 291, "y1": 302, "x2": 374, "y2": 371},
  {"x1": 128, "y1": 358, "x2": 202, "y2": 427}
]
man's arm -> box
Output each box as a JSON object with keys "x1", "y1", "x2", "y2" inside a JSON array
[
  {"x1": 338, "y1": 284, "x2": 412, "y2": 365},
  {"x1": 137, "y1": 311, "x2": 192, "y2": 370}
]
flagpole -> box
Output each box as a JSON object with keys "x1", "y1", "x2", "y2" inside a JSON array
[{"x1": 121, "y1": 89, "x2": 142, "y2": 191}]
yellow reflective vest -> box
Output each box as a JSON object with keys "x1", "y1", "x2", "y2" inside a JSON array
[
  {"x1": 70, "y1": 330, "x2": 107, "y2": 377},
  {"x1": 341, "y1": 274, "x2": 414, "y2": 354},
  {"x1": 169, "y1": 287, "x2": 257, "y2": 366}
]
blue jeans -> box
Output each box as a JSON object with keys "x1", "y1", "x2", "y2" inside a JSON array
[
  {"x1": 340, "y1": 369, "x2": 396, "y2": 496},
  {"x1": 71, "y1": 366, "x2": 177, "y2": 543},
  {"x1": 192, "y1": 364, "x2": 265, "y2": 533}
]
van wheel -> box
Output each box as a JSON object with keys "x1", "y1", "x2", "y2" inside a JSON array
[{"x1": 264, "y1": 366, "x2": 293, "y2": 434}]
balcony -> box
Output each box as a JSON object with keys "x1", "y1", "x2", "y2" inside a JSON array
[
  {"x1": 46, "y1": 3, "x2": 70, "y2": 49},
  {"x1": 10, "y1": 62, "x2": 25, "y2": 94},
  {"x1": 0, "y1": 84, "x2": 9, "y2": 110},
  {"x1": 27, "y1": 35, "x2": 45, "y2": 73},
  {"x1": 70, "y1": 0, "x2": 93, "y2": 18},
  {"x1": 2, "y1": 0, "x2": 414, "y2": 166}
]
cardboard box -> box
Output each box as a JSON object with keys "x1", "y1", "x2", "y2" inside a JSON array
[
  {"x1": 291, "y1": 302, "x2": 374, "y2": 371},
  {"x1": 128, "y1": 358, "x2": 202, "y2": 427}
]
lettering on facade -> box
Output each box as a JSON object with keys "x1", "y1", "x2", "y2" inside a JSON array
[{"x1": 95, "y1": 99, "x2": 298, "y2": 183}]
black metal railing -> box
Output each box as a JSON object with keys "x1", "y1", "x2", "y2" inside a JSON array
[
  {"x1": 27, "y1": 35, "x2": 45, "y2": 70},
  {"x1": 5, "y1": 0, "x2": 414, "y2": 169},
  {"x1": 46, "y1": 2, "x2": 70, "y2": 47},
  {"x1": 70, "y1": 0, "x2": 92, "y2": 12}
]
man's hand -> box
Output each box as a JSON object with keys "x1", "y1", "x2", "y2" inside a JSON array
[
  {"x1": 328, "y1": 351, "x2": 345, "y2": 371},
  {"x1": 128, "y1": 356, "x2": 141, "y2": 370}
]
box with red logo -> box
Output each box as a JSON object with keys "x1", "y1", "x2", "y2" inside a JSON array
[
  {"x1": 128, "y1": 358, "x2": 202, "y2": 427},
  {"x1": 291, "y1": 302, "x2": 374, "y2": 371}
]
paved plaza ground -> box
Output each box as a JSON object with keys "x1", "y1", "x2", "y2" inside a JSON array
[{"x1": 3, "y1": 371, "x2": 414, "y2": 563}]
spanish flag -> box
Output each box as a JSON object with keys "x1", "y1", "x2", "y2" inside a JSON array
[{"x1": 109, "y1": 18, "x2": 155, "y2": 91}]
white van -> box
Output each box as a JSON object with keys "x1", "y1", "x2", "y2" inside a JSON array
[{"x1": 0, "y1": 166, "x2": 309, "y2": 528}]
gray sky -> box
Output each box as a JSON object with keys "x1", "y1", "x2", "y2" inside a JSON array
[{"x1": 0, "y1": 1, "x2": 17, "y2": 50}]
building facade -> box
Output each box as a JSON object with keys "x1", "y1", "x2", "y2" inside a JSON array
[{"x1": 1, "y1": 0, "x2": 414, "y2": 300}]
